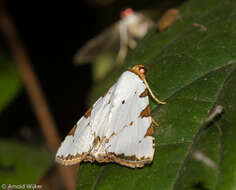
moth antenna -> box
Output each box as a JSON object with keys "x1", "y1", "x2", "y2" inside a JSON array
[{"x1": 142, "y1": 77, "x2": 166, "y2": 105}]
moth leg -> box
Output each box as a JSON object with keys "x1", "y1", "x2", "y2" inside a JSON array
[
  {"x1": 151, "y1": 116, "x2": 159, "y2": 128},
  {"x1": 128, "y1": 38, "x2": 137, "y2": 49},
  {"x1": 117, "y1": 21, "x2": 129, "y2": 63},
  {"x1": 117, "y1": 44, "x2": 127, "y2": 63}
]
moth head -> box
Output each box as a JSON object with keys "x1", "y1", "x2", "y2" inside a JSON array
[
  {"x1": 130, "y1": 64, "x2": 147, "y2": 79},
  {"x1": 120, "y1": 8, "x2": 134, "y2": 19}
]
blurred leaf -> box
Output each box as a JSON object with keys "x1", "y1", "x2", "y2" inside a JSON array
[
  {"x1": 0, "y1": 139, "x2": 53, "y2": 184},
  {"x1": 77, "y1": 0, "x2": 236, "y2": 189},
  {"x1": 0, "y1": 49, "x2": 21, "y2": 114},
  {"x1": 92, "y1": 53, "x2": 116, "y2": 81}
]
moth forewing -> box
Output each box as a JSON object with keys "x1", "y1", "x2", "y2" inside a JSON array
[{"x1": 56, "y1": 64, "x2": 165, "y2": 168}]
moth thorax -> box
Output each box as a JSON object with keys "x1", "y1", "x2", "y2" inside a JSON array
[{"x1": 127, "y1": 16, "x2": 149, "y2": 38}]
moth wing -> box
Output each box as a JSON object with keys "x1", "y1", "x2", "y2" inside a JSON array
[
  {"x1": 56, "y1": 70, "x2": 155, "y2": 168},
  {"x1": 106, "y1": 118, "x2": 154, "y2": 168},
  {"x1": 93, "y1": 71, "x2": 155, "y2": 168},
  {"x1": 55, "y1": 84, "x2": 116, "y2": 165},
  {"x1": 74, "y1": 22, "x2": 120, "y2": 65}
]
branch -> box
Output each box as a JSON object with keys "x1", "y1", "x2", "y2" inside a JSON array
[{"x1": 0, "y1": 2, "x2": 77, "y2": 189}]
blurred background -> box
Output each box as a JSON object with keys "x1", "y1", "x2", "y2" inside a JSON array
[{"x1": 0, "y1": 0, "x2": 185, "y2": 189}]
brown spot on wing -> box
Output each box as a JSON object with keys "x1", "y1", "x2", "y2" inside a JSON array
[
  {"x1": 140, "y1": 105, "x2": 151, "y2": 118},
  {"x1": 152, "y1": 139, "x2": 155, "y2": 149},
  {"x1": 102, "y1": 91, "x2": 108, "y2": 97},
  {"x1": 111, "y1": 132, "x2": 116, "y2": 137},
  {"x1": 116, "y1": 153, "x2": 137, "y2": 161},
  {"x1": 93, "y1": 136, "x2": 101, "y2": 147},
  {"x1": 144, "y1": 124, "x2": 154, "y2": 137},
  {"x1": 56, "y1": 147, "x2": 154, "y2": 168},
  {"x1": 105, "y1": 138, "x2": 109, "y2": 143},
  {"x1": 68, "y1": 125, "x2": 77, "y2": 136},
  {"x1": 129, "y1": 121, "x2": 134, "y2": 126},
  {"x1": 105, "y1": 132, "x2": 116, "y2": 143},
  {"x1": 56, "y1": 152, "x2": 88, "y2": 165},
  {"x1": 84, "y1": 107, "x2": 92, "y2": 118},
  {"x1": 122, "y1": 100, "x2": 125, "y2": 104},
  {"x1": 95, "y1": 152, "x2": 153, "y2": 168},
  {"x1": 139, "y1": 88, "x2": 148, "y2": 97}
]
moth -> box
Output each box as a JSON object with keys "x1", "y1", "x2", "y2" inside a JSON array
[
  {"x1": 157, "y1": 9, "x2": 180, "y2": 32},
  {"x1": 56, "y1": 64, "x2": 166, "y2": 168},
  {"x1": 74, "y1": 8, "x2": 154, "y2": 64}
]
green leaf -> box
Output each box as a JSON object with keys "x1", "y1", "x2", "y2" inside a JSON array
[
  {"x1": 0, "y1": 139, "x2": 53, "y2": 184},
  {"x1": 0, "y1": 49, "x2": 21, "y2": 114},
  {"x1": 174, "y1": 71, "x2": 236, "y2": 190},
  {"x1": 77, "y1": 0, "x2": 236, "y2": 189}
]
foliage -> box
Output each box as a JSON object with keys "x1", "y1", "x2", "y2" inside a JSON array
[
  {"x1": 77, "y1": 0, "x2": 236, "y2": 189},
  {"x1": 0, "y1": 49, "x2": 21, "y2": 114},
  {"x1": 0, "y1": 140, "x2": 53, "y2": 184}
]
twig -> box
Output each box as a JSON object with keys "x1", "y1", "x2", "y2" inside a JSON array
[{"x1": 0, "y1": 2, "x2": 77, "y2": 190}]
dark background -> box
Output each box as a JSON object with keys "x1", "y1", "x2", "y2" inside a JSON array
[{"x1": 0, "y1": 0, "x2": 185, "y2": 143}]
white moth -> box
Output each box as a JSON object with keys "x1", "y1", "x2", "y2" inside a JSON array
[
  {"x1": 56, "y1": 64, "x2": 166, "y2": 168},
  {"x1": 117, "y1": 8, "x2": 154, "y2": 63},
  {"x1": 74, "y1": 8, "x2": 154, "y2": 64}
]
